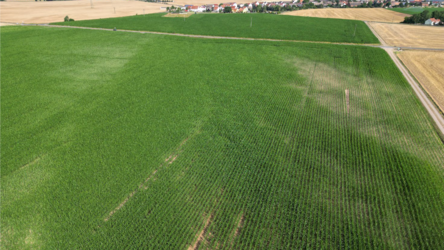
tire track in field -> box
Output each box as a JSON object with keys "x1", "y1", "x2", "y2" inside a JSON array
[
  {"x1": 44, "y1": 24, "x2": 379, "y2": 46},
  {"x1": 103, "y1": 131, "x2": 199, "y2": 222}
]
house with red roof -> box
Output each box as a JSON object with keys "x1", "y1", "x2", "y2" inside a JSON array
[
  {"x1": 189, "y1": 5, "x2": 206, "y2": 12},
  {"x1": 425, "y1": 18, "x2": 441, "y2": 25}
]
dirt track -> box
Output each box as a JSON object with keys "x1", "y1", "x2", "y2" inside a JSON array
[
  {"x1": 282, "y1": 8, "x2": 409, "y2": 23},
  {"x1": 0, "y1": 0, "x2": 168, "y2": 24},
  {"x1": 386, "y1": 48, "x2": 444, "y2": 135},
  {"x1": 397, "y1": 51, "x2": 444, "y2": 114}
]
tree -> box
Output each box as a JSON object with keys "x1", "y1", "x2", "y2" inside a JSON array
[{"x1": 224, "y1": 6, "x2": 232, "y2": 13}]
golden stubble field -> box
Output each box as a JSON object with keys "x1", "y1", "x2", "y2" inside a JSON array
[
  {"x1": 368, "y1": 22, "x2": 444, "y2": 49},
  {"x1": 0, "y1": 0, "x2": 170, "y2": 24},
  {"x1": 397, "y1": 50, "x2": 444, "y2": 113},
  {"x1": 281, "y1": 8, "x2": 409, "y2": 23}
]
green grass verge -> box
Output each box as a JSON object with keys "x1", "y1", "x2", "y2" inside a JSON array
[
  {"x1": 52, "y1": 13, "x2": 379, "y2": 44},
  {"x1": 390, "y1": 7, "x2": 444, "y2": 15},
  {"x1": 2, "y1": 26, "x2": 444, "y2": 249}
]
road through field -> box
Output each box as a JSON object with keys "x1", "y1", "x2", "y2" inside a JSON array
[
  {"x1": 365, "y1": 21, "x2": 444, "y2": 135},
  {"x1": 385, "y1": 48, "x2": 444, "y2": 135},
  {"x1": 397, "y1": 51, "x2": 444, "y2": 114}
]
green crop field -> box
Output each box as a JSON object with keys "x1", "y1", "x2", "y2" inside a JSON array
[
  {"x1": 2, "y1": 26, "x2": 444, "y2": 249},
  {"x1": 52, "y1": 13, "x2": 379, "y2": 44},
  {"x1": 391, "y1": 7, "x2": 444, "y2": 14}
]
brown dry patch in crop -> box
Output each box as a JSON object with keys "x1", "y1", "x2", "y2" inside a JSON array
[
  {"x1": 188, "y1": 213, "x2": 214, "y2": 250},
  {"x1": 0, "y1": 0, "x2": 168, "y2": 24},
  {"x1": 288, "y1": 56, "x2": 444, "y2": 165},
  {"x1": 397, "y1": 50, "x2": 444, "y2": 113},
  {"x1": 368, "y1": 22, "x2": 444, "y2": 49},
  {"x1": 282, "y1": 8, "x2": 408, "y2": 22}
]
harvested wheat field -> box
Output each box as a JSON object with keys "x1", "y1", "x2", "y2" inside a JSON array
[
  {"x1": 281, "y1": 8, "x2": 409, "y2": 23},
  {"x1": 0, "y1": 0, "x2": 168, "y2": 24},
  {"x1": 368, "y1": 22, "x2": 444, "y2": 49},
  {"x1": 398, "y1": 50, "x2": 444, "y2": 113}
]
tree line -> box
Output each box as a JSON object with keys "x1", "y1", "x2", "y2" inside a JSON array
[{"x1": 402, "y1": 10, "x2": 444, "y2": 24}]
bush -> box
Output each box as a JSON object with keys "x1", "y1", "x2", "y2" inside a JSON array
[{"x1": 64, "y1": 16, "x2": 74, "y2": 22}]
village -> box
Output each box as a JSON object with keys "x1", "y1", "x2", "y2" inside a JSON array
[{"x1": 166, "y1": 0, "x2": 444, "y2": 14}]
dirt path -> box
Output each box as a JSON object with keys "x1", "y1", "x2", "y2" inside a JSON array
[
  {"x1": 365, "y1": 21, "x2": 444, "y2": 136},
  {"x1": 384, "y1": 48, "x2": 444, "y2": 135},
  {"x1": 365, "y1": 21, "x2": 387, "y2": 46},
  {"x1": 42, "y1": 24, "x2": 381, "y2": 46}
]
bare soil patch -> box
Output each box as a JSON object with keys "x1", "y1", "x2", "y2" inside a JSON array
[
  {"x1": 368, "y1": 22, "x2": 444, "y2": 49},
  {"x1": 397, "y1": 50, "x2": 444, "y2": 113},
  {"x1": 188, "y1": 213, "x2": 214, "y2": 250},
  {"x1": 104, "y1": 190, "x2": 137, "y2": 222},
  {"x1": 282, "y1": 8, "x2": 408, "y2": 23},
  {"x1": 0, "y1": 0, "x2": 168, "y2": 24}
]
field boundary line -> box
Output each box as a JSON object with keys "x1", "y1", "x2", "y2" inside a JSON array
[
  {"x1": 384, "y1": 48, "x2": 444, "y2": 136},
  {"x1": 395, "y1": 52, "x2": 444, "y2": 116},
  {"x1": 365, "y1": 21, "x2": 387, "y2": 46},
  {"x1": 44, "y1": 24, "x2": 380, "y2": 46}
]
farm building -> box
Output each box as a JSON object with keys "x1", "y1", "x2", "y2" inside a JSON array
[{"x1": 425, "y1": 18, "x2": 441, "y2": 25}]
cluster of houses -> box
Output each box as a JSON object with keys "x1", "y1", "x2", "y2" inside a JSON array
[
  {"x1": 184, "y1": 1, "x2": 292, "y2": 13},
  {"x1": 408, "y1": 0, "x2": 444, "y2": 7},
  {"x1": 175, "y1": 0, "x2": 443, "y2": 13}
]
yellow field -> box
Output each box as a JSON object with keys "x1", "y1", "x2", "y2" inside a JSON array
[
  {"x1": 368, "y1": 22, "x2": 444, "y2": 49},
  {"x1": 281, "y1": 8, "x2": 409, "y2": 22},
  {"x1": 164, "y1": 12, "x2": 194, "y2": 18},
  {"x1": 0, "y1": 0, "x2": 168, "y2": 24},
  {"x1": 397, "y1": 50, "x2": 444, "y2": 113}
]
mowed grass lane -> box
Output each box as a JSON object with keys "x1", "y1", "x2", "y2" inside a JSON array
[
  {"x1": 53, "y1": 13, "x2": 379, "y2": 44},
  {"x1": 2, "y1": 26, "x2": 444, "y2": 249}
]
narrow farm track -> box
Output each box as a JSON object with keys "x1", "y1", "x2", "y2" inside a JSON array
[
  {"x1": 25, "y1": 24, "x2": 444, "y2": 52},
  {"x1": 365, "y1": 21, "x2": 444, "y2": 136},
  {"x1": 43, "y1": 23, "x2": 444, "y2": 135},
  {"x1": 43, "y1": 24, "x2": 378, "y2": 46},
  {"x1": 384, "y1": 48, "x2": 444, "y2": 135}
]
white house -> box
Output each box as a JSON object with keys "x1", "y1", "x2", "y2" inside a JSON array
[
  {"x1": 425, "y1": 18, "x2": 441, "y2": 25},
  {"x1": 189, "y1": 5, "x2": 206, "y2": 12}
]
